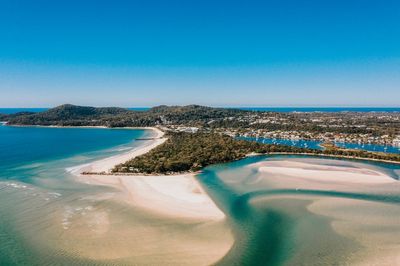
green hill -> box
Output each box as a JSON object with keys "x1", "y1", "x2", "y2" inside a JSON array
[{"x1": 4, "y1": 104, "x2": 248, "y2": 127}]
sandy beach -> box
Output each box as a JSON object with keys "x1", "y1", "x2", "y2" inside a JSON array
[
  {"x1": 244, "y1": 158, "x2": 400, "y2": 265},
  {"x1": 69, "y1": 126, "x2": 227, "y2": 221},
  {"x1": 252, "y1": 160, "x2": 397, "y2": 184},
  {"x1": 66, "y1": 131, "x2": 400, "y2": 265},
  {"x1": 64, "y1": 127, "x2": 233, "y2": 264},
  {"x1": 68, "y1": 127, "x2": 166, "y2": 174}
]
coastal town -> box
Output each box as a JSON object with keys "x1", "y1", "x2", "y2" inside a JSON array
[
  {"x1": 3, "y1": 104, "x2": 399, "y2": 148},
  {"x1": 158, "y1": 109, "x2": 400, "y2": 147},
  {"x1": 169, "y1": 125, "x2": 400, "y2": 147}
]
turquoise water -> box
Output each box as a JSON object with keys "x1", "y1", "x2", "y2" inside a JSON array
[
  {"x1": 239, "y1": 136, "x2": 400, "y2": 154},
  {"x1": 0, "y1": 125, "x2": 152, "y2": 265},
  {"x1": 200, "y1": 155, "x2": 400, "y2": 265},
  {"x1": 1, "y1": 125, "x2": 399, "y2": 265},
  {"x1": 0, "y1": 125, "x2": 147, "y2": 179}
]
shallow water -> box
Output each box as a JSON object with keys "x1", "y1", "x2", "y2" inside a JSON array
[
  {"x1": 0, "y1": 126, "x2": 148, "y2": 265},
  {"x1": 1, "y1": 125, "x2": 399, "y2": 265},
  {"x1": 0, "y1": 126, "x2": 232, "y2": 265},
  {"x1": 199, "y1": 155, "x2": 400, "y2": 265}
]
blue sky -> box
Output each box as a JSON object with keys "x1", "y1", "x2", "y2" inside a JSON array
[{"x1": 0, "y1": 0, "x2": 399, "y2": 107}]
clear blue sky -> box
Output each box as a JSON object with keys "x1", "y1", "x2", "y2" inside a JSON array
[{"x1": 0, "y1": 0, "x2": 399, "y2": 107}]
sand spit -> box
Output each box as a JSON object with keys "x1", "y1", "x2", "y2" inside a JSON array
[
  {"x1": 69, "y1": 127, "x2": 226, "y2": 221},
  {"x1": 65, "y1": 127, "x2": 232, "y2": 264},
  {"x1": 68, "y1": 127, "x2": 166, "y2": 175}
]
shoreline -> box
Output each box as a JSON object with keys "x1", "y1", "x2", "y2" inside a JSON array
[
  {"x1": 3, "y1": 124, "x2": 399, "y2": 264},
  {"x1": 1, "y1": 125, "x2": 234, "y2": 265},
  {"x1": 68, "y1": 127, "x2": 165, "y2": 175},
  {"x1": 246, "y1": 159, "x2": 400, "y2": 265},
  {"x1": 4, "y1": 123, "x2": 162, "y2": 131},
  {"x1": 81, "y1": 151, "x2": 400, "y2": 178},
  {"x1": 251, "y1": 160, "x2": 397, "y2": 184},
  {"x1": 68, "y1": 127, "x2": 227, "y2": 222},
  {"x1": 4, "y1": 123, "x2": 399, "y2": 166}
]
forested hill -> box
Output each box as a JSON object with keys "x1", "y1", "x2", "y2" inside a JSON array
[
  {"x1": 1, "y1": 104, "x2": 249, "y2": 127},
  {"x1": 1, "y1": 104, "x2": 134, "y2": 126},
  {"x1": 2, "y1": 104, "x2": 398, "y2": 142}
]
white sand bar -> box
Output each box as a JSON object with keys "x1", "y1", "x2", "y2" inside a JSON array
[
  {"x1": 77, "y1": 173, "x2": 225, "y2": 221},
  {"x1": 69, "y1": 127, "x2": 226, "y2": 221},
  {"x1": 252, "y1": 160, "x2": 396, "y2": 184}
]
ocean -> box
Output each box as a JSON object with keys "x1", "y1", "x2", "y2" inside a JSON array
[
  {"x1": 0, "y1": 125, "x2": 148, "y2": 265},
  {"x1": 1, "y1": 124, "x2": 399, "y2": 265}
]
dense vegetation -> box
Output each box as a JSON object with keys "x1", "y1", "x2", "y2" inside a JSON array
[
  {"x1": 113, "y1": 132, "x2": 308, "y2": 174},
  {"x1": 112, "y1": 132, "x2": 400, "y2": 174},
  {"x1": 2, "y1": 104, "x2": 399, "y2": 137},
  {"x1": 0, "y1": 114, "x2": 8, "y2": 121},
  {"x1": 1, "y1": 103, "x2": 398, "y2": 174},
  {"x1": 113, "y1": 132, "x2": 400, "y2": 174},
  {"x1": 2, "y1": 104, "x2": 399, "y2": 149},
  {"x1": 2, "y1": 104, "x2": 398, "y2": 137},
  {"x1": 1, "y1": 104, "x2": 135, "y2": 126},
  {"x1": 2, "y1": 104, "x2": 249, "y2": 127}
]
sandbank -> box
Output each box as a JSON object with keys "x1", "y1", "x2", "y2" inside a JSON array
[
  {"x1": 251, "y1": 160, "x2": 396, "y2": 184},
  {"x1": 69, "y1": 127, "x2": 226, "y2": 221}
]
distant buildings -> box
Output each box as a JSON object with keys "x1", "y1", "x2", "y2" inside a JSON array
[
  {"x1": 170, "y1": 126, "x2": 199, "y2": 133},
  {"x1": 393, "y1": 137, "x2": 400, "y2": 147}
]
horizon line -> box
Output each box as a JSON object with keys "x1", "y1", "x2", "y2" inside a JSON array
[{"x1": 1, "y1": 105, "x2": 400, "y2": 109}]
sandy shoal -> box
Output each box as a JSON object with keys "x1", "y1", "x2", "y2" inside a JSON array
[
  {"x1": 251, "y1": 160, "x2": 396, "y2": 184},
  {"x1": 64, "y1": 127, "x2": 232, "y2": 264},
  {"x1": 248, "y1": 159, "x2": 400, "y2": 265},
  {"x1": 69, "y1": 127, "x2": 226, "y2": 221},
  {"x1": 308, "y1": 197, "x2": 400, "y2": 266}
]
